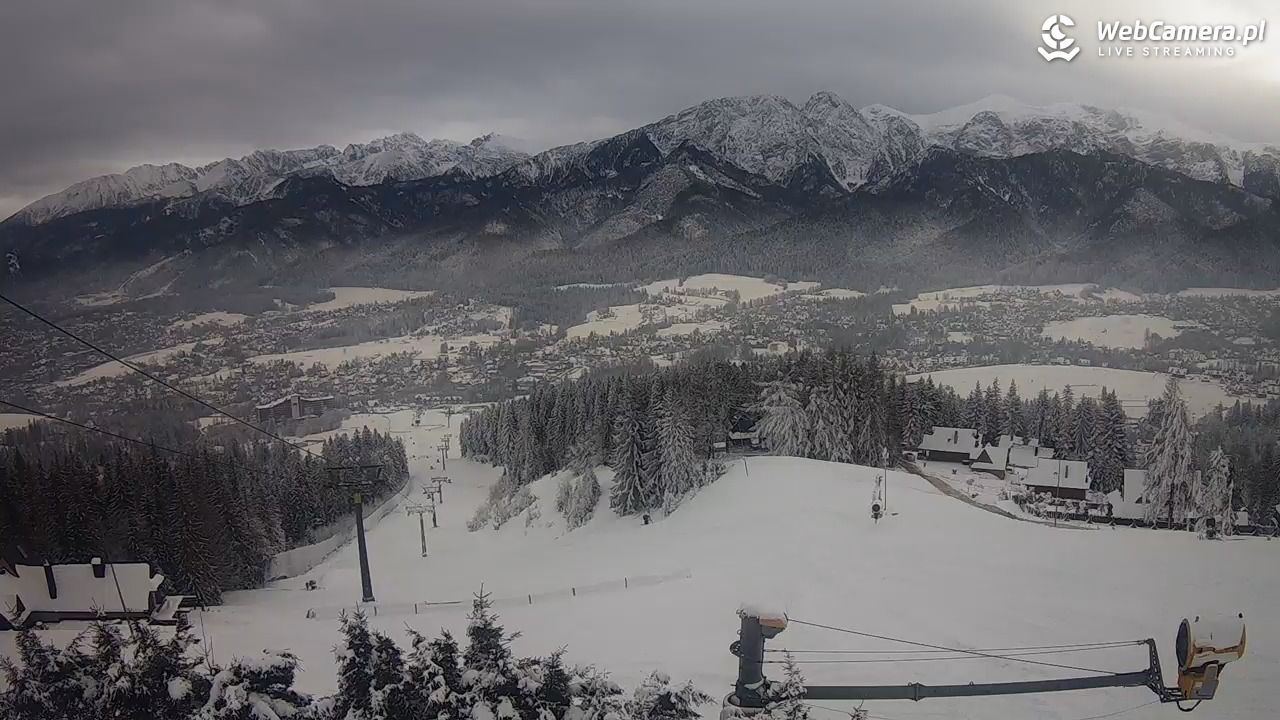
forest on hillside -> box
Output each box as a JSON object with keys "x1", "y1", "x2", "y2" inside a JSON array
[{"x1": 0, "y1": 422, "x2": 409, "y2": 603}]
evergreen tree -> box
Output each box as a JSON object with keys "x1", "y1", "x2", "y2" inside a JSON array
[
  {"x1": 609, "y1": 386, "x2": 650, "y2": 516},
  {"x1": 806, "y1": 384, "x2": 842, "y2": 463},
  {"x1": 1002, "y1": 380, "x2": 1024, "y2": 439},
  {"x1": 627, "y1": 672, "x2": 711, "y2": 720},
  {"x1": 962, "y1": 382, "x2": 984, "y2": 432},
  {"x1": 981, "y1": 380, "x2": 1001, "y2": 445},
  {"x1": 333, "y1": 611, "x2": 377, "y2": 720},
  {"x1": 764, "y1": 653, "x2": 809, "y2": 720},
  {"x1": 1056, "y1": 387, "x2": 1076, "y2": 456},
  {"x1": 0, "y1": 629, "x2": 94, "y2": 720},
  {"x1": 1197, "y1": 447, "x2": 1234, "y2": 538},
  {"x1": 756, "y1": 381, "x2": 809, "y2": 457},
  {"x1": 1143, "y1": 378, "x2": 1197, "y2": 526},
  {"x1": 464, "y1": 591, "x2": 523, "y2": 719},
  {"x1": 1071, "y1": 396, "x2": 1097, "y2": 461},
  {"x1": 655, "y1": 391, "x2": 700, "y2": 512},
  {"x1": 405, "y1": 629, "x2": 466, "y2": 720},
  {"x1": 198, "y1": 651, "x2": 312, "y2": 720}
]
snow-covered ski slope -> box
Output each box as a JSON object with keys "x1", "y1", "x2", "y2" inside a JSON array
[
  {"x1": 184, "y1": 426, "x2": 1276, "y2": 720},
  {"x1": 4, "y1": 409, "x2": 1275, "y2": 719}
]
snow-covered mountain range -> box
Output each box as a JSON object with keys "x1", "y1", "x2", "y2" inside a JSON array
[
  {"x1": 9, "y1": 92, "x2": 1278, "y2": 228},
  {"x1": 8, "y1": 132, "x2": 531, "y2": 225}
]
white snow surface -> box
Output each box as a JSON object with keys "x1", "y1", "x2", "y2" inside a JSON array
[
  {"x1": 56, "y1": 338, "x2": 223, "y2": 387},
  {"x1": 910, "y1": 364, "x2": 1248, "y2": 418},
  {"x1": 1041, "y1": 315, "x2": 1181, "y2": 349},
  {"x1": 172, "y1": 311, "x2": 249, "y2": 329},
  {"x1": 248, "y1": 332, "x2": 497, "y2": 369},
  {"x1": 301, "y1": 286, "x2": 435, "y2": 313},
  {"x1": 3, "y1": 405, "x2": 1276, "y2": 720}
]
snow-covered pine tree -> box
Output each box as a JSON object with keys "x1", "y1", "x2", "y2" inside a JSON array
[
  {"x1": 764, "y1": 653, "x2": 809, "y2": 720},
  {"x1": 610, "y1": 384, "x2": 650, "y2": 516},
  {"x1": 333, "y1": 611, "x2": 378, "y2": 720},
  {"x1": 0, "y1": 628, "x2": 95, "y2": 720},
  {"x1": 567, "y1": 465, "x2": 602, "y2": 530},
  {"x1": 197, "y1": 650, "x2": 312, "y2": 720},
  {"x1": 1143, "y1": 378, "x2": 1197, "y2": 526},
  {"x1": 369, "y1": 633, "x2": 413, "y2": 720},
  {"x1": 463, "y1": 590, "x2": 524, "y2": 720},
  {"x1": 405, "y1": 629, "x2": 466, "y2": 720},
  {"x1": 1003, "y1": 380, "x2": 1024, "y2": 439},
  {"x1": 655, "y1": 391, "x2": 700, "y2": 512},
  {"x1": 567, "y1": 666, "x2": 626, "y2": 720},
  {"x1": 806, "y1": 384, "x2": 842, "y2": 463},
  {"x1": 900, "y1": 382, "x2": 926, "y2": 450},
  {"x1": 1056, "y1": 387, "x2": 1076, "y2": 456},
  {"x1": 1030, "y1": 389, "x2": 1052, "y2": 443},
  {"x1": 626, "y1": 671, "x2": 711, "y2": 720},
  {"x1": 1197, "y1": 447, "x2": 1234, "y2": 538},
  {"x1": 756, "y1": 380, "x2": 809, "y2": 457},
  {"x1": 963, "y1": 382, "x2": 984, "y2": 433},
  {"x1": 982, "y1": 380, "x2": 1001, "y2": 445},
  {"x1": 1088, "y1": 390, "x2": 1130, "y2": 494},
  {"x1": 1071, "y1": 396, "x2": 1097, "y2": 461}
]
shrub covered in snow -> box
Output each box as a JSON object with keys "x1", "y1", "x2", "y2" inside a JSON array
[{"x1": 0, "y1": 592, "x2": 710, "y2": 720}]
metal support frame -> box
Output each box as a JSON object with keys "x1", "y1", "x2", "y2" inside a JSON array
[
  {"x1": 729, "y1": 615, "x2": 1193, "y2": 712},
  {"x1": 331, "y1": 464, "x2": 384, "y2": 603}
]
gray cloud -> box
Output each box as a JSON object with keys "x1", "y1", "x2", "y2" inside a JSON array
[{"x1": 2, "y1": 0, "x2": 1276, "y2": 218}]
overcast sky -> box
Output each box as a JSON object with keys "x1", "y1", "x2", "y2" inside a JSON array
[{"x1": 2, "y1": 0, "x2": 1276, "y2": 219}]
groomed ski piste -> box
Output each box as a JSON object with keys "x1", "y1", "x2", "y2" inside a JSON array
[{"x1": 4, "y1": 408, "x2": 1277, "y2": 719}]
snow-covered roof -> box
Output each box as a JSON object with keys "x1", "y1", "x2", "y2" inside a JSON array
[
  {"x1": 918, "y1": 427, "x2": 980, "y2": 454},
  {"x1": 0, "y1": 560, "x2": 163, "y2": 625},
  {"x1": 971, "y1": 445, "x2": 1010, "y2": 471},
  {"x1": 1008, "y1": 444, "x2": 1040, "y2": 468},
  {"x1": 1025, "y1": 458, "x2": 1090, "y2": 491}
]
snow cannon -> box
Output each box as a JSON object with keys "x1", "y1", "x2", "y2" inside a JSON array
[{"x1": 1175, "y1": 614, "x2": 1246, "y2": 701}]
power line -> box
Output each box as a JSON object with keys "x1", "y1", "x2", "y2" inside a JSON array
[
  {"x1": 0, "y1": 291, "x2": 324, "y2": 460},
  {"x1": 786, "y1": 617, "x2": 1122, "y2": 676}
]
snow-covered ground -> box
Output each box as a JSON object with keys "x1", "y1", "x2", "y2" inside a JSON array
[
  {"x1": 566, "y1": 297, "x2": 722, "y2": 340},
  {"x1": 0, "y1": 412, "x2": 38, "y2": 431},
  {"x1": 171, "y1": 311, "x2": 249, "y2": 329},
  {"x1": 4, "y1": 404, "x2": 1276, "y2": 720},
  {"x1": 908, "y1": 364, "x2": 1247, "y2": 418},
  {"x1": 56, "y1": 338, "x2": 224, "y2": 387},
  {"x1": 247, "y1": 332, "x2": 500, "y2": 368},
  {"x1": 302, "y1": 287, "x2": 435, "y2": 313},
  {"x1": 1041, "y1": 315, "x2": 1181, "y2": 349},
  {"x1": 1176, "y1": 288, "x2": 1280, "y2": 298},
  {"x1": 640, "y1": 273, "x2": 819, "y2": 302},
  {"x1": 808, "y1": 288, "x2": 866, "y2": 300}
]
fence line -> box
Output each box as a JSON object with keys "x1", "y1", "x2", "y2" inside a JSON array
[{"x1": 304, "y1": 569, "x2": 693, "y2": 620}]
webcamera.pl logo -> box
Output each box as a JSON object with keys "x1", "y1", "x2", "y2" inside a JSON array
[
  {"x1": 1039, "y1": 15, "x2": 1081, "y2": 62},
  {"x1": 1039, "y1": 14, "x2": 1268, "y2": 62}
]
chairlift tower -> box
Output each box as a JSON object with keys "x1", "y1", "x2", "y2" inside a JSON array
[{"x1": 330, "y1": 463, "x2": 384, "y2": 603}]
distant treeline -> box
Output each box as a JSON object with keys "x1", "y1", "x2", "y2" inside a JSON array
[{"x1": 0, "y1": 422, "x2": 408, "y2": 603}]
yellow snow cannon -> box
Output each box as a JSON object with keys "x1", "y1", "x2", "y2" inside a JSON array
[{"x1": 1175, "y1": 614, "x2": 1246, "y2": 701}]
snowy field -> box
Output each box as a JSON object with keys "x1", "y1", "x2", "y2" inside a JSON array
[
  {"x1": 909, "y1": 364, "x2": 1248, "y2": 418},
  {"x1": 1041, "y1": 315, "x2": 1181, "y2": 349},
  {"x1": 640, "y1": 273, "x2": 819, "y2": 302},
  {"x1": 1177, "y1": 288, "x2": 1280, "y2": 298},
  {"x1": 566, "y1": 297, "x2": 722, "y2": 340},
  {"x1": 302, "y1": 287, "x2": 435, "y2": 313},
  {"x1": 56, "y1": 338, "x2": 224, "y2": 387},
  {"x1": 171, "y1": 311, "x2": 248, "y2": 329},
  {"x1": 247, "y1": 332, "x2": 500, "y2": 368},
  {"x1": 3, "y1": 404, "x2": 1276, "y2": 720},
  {"x1": 808, "y1": 288, "x2": 866, "y2": 300},
  {"x1": 0, "y1": 412, "x2": 38, "y2": 431}
]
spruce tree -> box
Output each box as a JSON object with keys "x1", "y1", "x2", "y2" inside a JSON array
[
  {"x1": 627, "y1": 672, "x2": 711, "y2": 720},
  {"x1": 1143, "y1": 378, "x2": 1196, "y2": 525},
  {"x1": 655, "y1": 391, "x2": 700, "y2": 512},
  {"x1": 765, "y1": 653, "x2": 809, "y2": 720},
  {"x1": 333, "y1": 611, "x2": 377, "y2": 720},
  {"x1": 1197, "y1": 447, "x2": 1234, "y2": 538},
  {"x1": 464, "y1": 591, "x2": 522, "y2": 718},
  {"x1": 198, "y1": 651, "x2": 312, "y2": 720},
  {"x1": 609, "y1": 386, "x2": 649, "y2": 516},
  {"x1": 1003, "y1": 380, "x2": 1024, "y2": 439},
  {"x1": 963, "y1": 382, "x2": 984, "y2": 432},
  {"x1": 756, "y1": 381, "x2": 809, "y2": 457}
]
